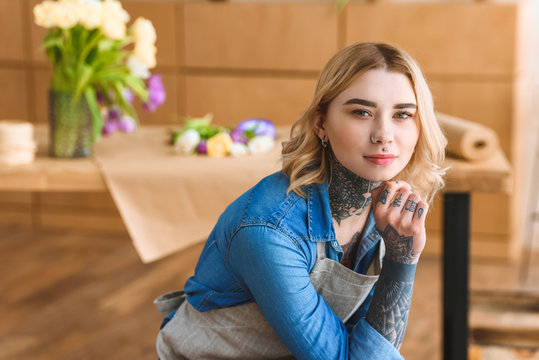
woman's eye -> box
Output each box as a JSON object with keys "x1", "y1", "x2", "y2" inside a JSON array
[
  {"x1": 395, "y1": 112, "x2": 414, "y2": 119},
  {"x1": 352, "y1": 109, "x2": 370, "y2": 117}
]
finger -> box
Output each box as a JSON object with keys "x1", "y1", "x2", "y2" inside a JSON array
[
  {"x1": 382, "y1": 181, "x2": 409, "y2": 204},
  {"x1": 413, "y1": 200, "x2": 429, "y2": 225},
  {"x1": 402, "y1": 193, "x2": 420, "y2": 215},
  {"x1": 370, "y1": 182, "x2": 387, "y2": 205},
  {"x1": 374, "y1": 181, "x2": 399, "y2": 209},
  {"x1": 387, "y1": 188, "x2": 411, "y2": 217},
  {"x1": 400, "y1": 193, "x2": 422, "y2": 228}
]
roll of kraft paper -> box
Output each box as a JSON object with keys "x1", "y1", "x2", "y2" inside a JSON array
[{"x1": 437, "y1": 112, "x2": 499, "y2": 161}]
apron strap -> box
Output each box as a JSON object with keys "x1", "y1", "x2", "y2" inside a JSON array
[
  {"x1": 154, "y1": 290, "x2": 187, "y2": 316},
  {"x1": 316, "y1": 241, "x2": 327, "y2": 260}
]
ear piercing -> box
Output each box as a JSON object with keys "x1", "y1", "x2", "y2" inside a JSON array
[{"x1": 321, "y1": 137, "x2": 328, "y2": 148}]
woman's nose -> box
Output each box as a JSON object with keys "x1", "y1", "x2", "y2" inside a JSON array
[
  {"x1": 370, "y1": 134, "x2": 393, "y2": 144},
  {"x1": 370, "y1": 116, "x2": 394, "y2": 144}
]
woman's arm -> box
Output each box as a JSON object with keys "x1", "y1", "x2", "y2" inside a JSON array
[
  {"x1": 227, "y1": 225, "x2": 403, "y2": 360},
  {"x1": 368, "y1": 181, "x2": 429, "y2": 349}
]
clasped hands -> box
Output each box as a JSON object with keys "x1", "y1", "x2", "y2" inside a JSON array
[{"x1": 371, "y1": 181, "x2": 429, "y2": 265}]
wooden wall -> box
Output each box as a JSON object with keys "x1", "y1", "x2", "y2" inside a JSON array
[{"x1": 0, "y1": 0, "x2": 537, "y2": 260}]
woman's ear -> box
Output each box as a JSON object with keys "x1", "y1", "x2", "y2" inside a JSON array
[{"x1": 313, "y1": 112, "x2": 326, "y2": 141}]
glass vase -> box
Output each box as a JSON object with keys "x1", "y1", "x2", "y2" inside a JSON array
[{"x1": 49, "y1": 90, "x2": 93, "y2": 158}]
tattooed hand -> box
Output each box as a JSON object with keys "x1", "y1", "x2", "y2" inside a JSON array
[{"x1": 371, "y1": 181, "x2": 429, "y2": 264}]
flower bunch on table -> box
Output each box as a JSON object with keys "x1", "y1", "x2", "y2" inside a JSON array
[
  {"x1": 33, "y1": 0, "x2": 166, "y2": 140},
  {"x1": 172, "y1": 114, "x2": 276, "y2": 158}
]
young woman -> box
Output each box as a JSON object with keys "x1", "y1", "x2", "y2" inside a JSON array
[{"x1": 155, "y1": 42, "x2": 447, "y2": 360}]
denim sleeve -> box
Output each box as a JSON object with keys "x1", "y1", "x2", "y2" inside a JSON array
[{"x1": 226, "y1": 226, "x2": 403, "y2": 360}]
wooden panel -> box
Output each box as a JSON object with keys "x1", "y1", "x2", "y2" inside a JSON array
[
  {"x1": 0, "y1": 192, "x2": 124, "y2": 232},
  {"x1": 176, "y1": 2, "x2": 185, "y2": 67},
  {"x1": 185, "y1": 74, "x2": 317, "y2": 126},
  {"x1": 0, "y1": 192, "x2": 32, "y2": 204},
  {"x1": 424, "y1": 231, "x2": 512, "y2": 260},
  {"x1": 471, "y1": 193, "x2": 511, "y2": 235},
  {"x1": 427, "y1": 193, "x2": 510, "y2": 235},
  {"x1": 39, "y1": 192, "x2": 117, "y2": 210},
  {"x1": 429, "y1": 79, "x2": 514, "y2": 156},
  {"x1": 345, "y1": 3, "x2": 519, "y2": 76},
  {"x1": 39, "y1": 208, "x2": 125, "y2": 232},
  {"x1": 0, "y1": 0, "x2": 26, "y2": 61},
  {"x1": 0, "y1": 207, "x2": 32, "y2": 227},
  {"x1": 32, "y1": 67, "x2": 52, "y2": 124},
  {"x1": 184, "y1": 2, "x2": 338, "y2": 71},
  {"x1": 122, "y1": 0, "x2": 179, "y2": 68},
  {"x1": 0, "y1": 68, "x2": 30, "y2": 121},
  {"x1": 28, "y1": 0, "x2": 48, "y2": 64},
  {"x1": 0, "y1": 191, "x2": 33, "y2": 227}
]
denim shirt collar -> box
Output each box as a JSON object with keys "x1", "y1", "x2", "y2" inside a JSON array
[
  {"x1": 305, "y1": 178, "x2": 381, "y2": 244},
  {"x1": 306, "y1": 178, "x2": 335, "y2": 242}
]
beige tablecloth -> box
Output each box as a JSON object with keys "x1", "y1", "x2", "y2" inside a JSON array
[{"x1": 93, "y1": 127, "x2": 287, "y2": 263}]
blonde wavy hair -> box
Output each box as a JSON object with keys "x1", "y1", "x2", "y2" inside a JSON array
[{"x1": 282, "y1": 42, "x2": 447, "y2": 203}]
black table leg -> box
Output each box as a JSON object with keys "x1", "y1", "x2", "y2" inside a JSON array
[{"x1": 443, "y1": 192, "x2": 470, "y2": 360}]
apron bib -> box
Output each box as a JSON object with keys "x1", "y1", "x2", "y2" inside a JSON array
[{"x1": 155, "y1": 241, "x2": 384, "y2": 360}]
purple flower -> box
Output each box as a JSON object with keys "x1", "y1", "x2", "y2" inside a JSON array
[
  {"x1": 233, "y1": 118, "x2": 276, "y2": 141},
  {"x1": 123, "y1": 88, "x2": 134, "y2": 104},
  {"x1": 230, "y1": 127, "x2": 248, "y2": 144},
  {"x1": 107, "y1": 107, "x2": 120, "y2": 122},
  {"x1": 143, "y1": 74, "x2": 166, "y2": 112},
  {"x1": 118, "y1": 116, "x2": 137, "y2": 133},
  {"x1": 102, "y1": 119, "x2": 118, "y2": 136},
  {"x1": 196, "y1": 140, "x2": 208, "y2": 154}
]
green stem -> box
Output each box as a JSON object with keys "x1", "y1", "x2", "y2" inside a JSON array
[{"x1": 77, "y1": 30, "x2": 103, "y2": 70}]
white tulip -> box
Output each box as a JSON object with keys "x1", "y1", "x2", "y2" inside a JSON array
[
  {"x1": 127, "y1": 56, "x2": 150, "y2": 79},
  {"x1": 99, "y1": 0, "x2": 129, "y2": 39},
  {"x1": 51, "y1": 2, "x2": 79, "y2": 29},
  {"x1": 101, "y1": 16, "x2": 126, "y2": 39},
  {"x1": 133, "y1": 17, "x2": 157, "y2": 44},
  {"x1": 134, "y1": 43, "x2": 157, "y2": 68},
  {"x1": 34, "y1": 1, "x2": 56, "y2": 28},
  {"x1": 79, "y1": 1, "x2": 102, "y2": 29},
  {"x1": 229, "y1": 143, "x2": 249, "y2": 157},
  {"x1": 102, "y1": 0, "x2": 130, "y2": 24},
  {"x1": 132, "y1": 18, "x2": 157, "y2": 68},
  {"x1": 247, "y1": 136, "x2": 274, "y2": 155},
  {"x1": 175, "y1": 129, "x2": 201, "y2": 154}
]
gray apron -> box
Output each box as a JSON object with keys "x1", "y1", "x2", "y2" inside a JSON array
[{"x1": 155, "y1": 241, "x2": 385, "y2": 360}]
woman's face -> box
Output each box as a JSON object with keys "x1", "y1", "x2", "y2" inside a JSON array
[{"x1": 316, "y1": 68, "x2": 420, "y2": 182}]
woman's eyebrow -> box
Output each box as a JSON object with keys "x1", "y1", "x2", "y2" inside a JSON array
[
  {"x1": 394, "y1": 103, "x2": 417, "y2": 110},
  {"x1": 343, "y1": 98, "x2": 376, "y2": 107}
]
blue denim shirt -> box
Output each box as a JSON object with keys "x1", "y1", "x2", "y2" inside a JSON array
[{"x1": 184, "y1": 171, "x2": 403, "y2": 360}]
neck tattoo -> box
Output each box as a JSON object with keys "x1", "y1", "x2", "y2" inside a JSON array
[{"x1": 328, "y1": 150, "x2": 381, "y2": 226}]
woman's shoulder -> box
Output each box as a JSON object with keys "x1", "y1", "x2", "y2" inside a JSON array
[
  {"x1": 219, "y1": 171, "x2": 323, "y2": 243},
  {"x1": 242, "y1": 171, "x2": 304, "y2": 225}
]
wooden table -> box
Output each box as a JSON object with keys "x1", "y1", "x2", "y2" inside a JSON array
[{"x1": 0, "y1": 126, "x2": 513, "y2": 359}]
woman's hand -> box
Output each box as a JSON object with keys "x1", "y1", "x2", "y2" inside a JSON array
[{"x1": 371, "y1": 181, "x2": 429, "y2": 264}]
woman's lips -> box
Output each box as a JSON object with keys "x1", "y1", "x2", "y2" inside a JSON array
[{"x1": 364, "y1": 154, "x2": 397, "y2": 165}]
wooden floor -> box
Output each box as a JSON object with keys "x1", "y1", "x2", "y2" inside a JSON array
[{"x1": 1, "y1": 225, "x2": 538, "y2": 360}]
